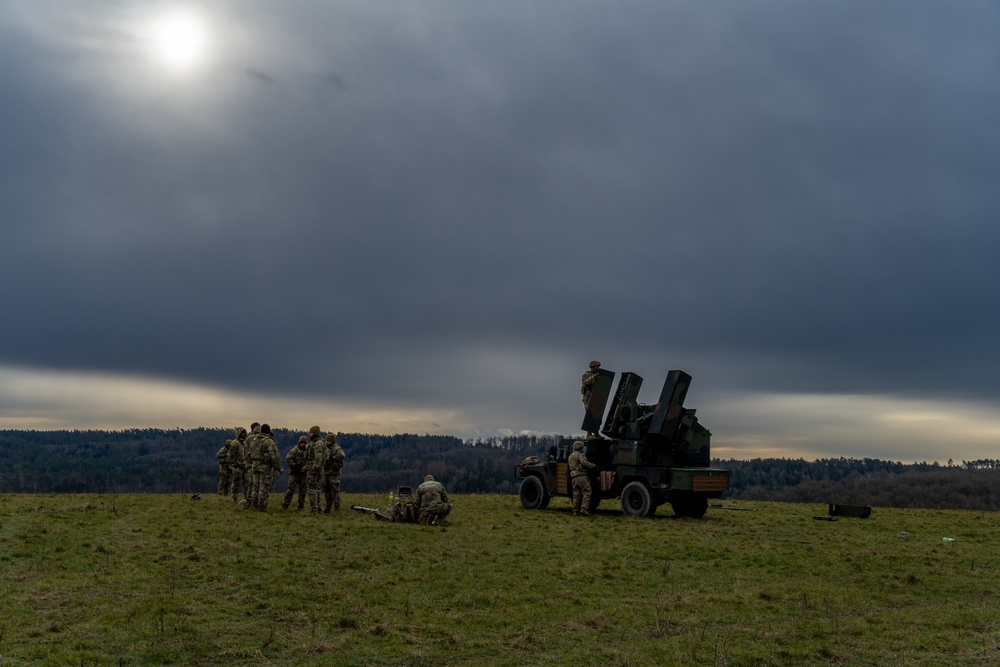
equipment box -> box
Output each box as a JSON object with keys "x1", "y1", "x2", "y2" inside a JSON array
[{"x1": 599, "y1": 470, "x2": 615, "y2": 492}]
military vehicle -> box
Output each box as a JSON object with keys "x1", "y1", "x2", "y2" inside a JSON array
[{"x1": 515, "y1": 368, "x2": 729, "y2": 518}]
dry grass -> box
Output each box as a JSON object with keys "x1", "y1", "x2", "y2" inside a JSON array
[{"x1": 0, "y1": 493, "x2": 998, "y2": 665}]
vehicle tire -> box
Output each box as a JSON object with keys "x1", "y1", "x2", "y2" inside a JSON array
[
  {"x1": 620, "y1": 481, "x2": 655, "y2": 517},
  {"x1": 519, "y1": 475, "x2": 549, "y2": 510},
  {"x1": 671, "y1": 494, "x2": 708, "y2": 519}
]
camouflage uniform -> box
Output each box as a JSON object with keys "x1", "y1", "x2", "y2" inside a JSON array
[
  {"x1": 304, "y1": 428, "x2": 328, "y2": 514},
  {"x1": 228, "y1": 428, "x2": 251, "y2": 502},
  {"x1": 282, "y1": 439, "x2": 308, "y2": 509},
  {"x1": 248, "y1": 426, "x2": 282, "y2": 511},
  {"x1": 581, "y1": 360, "x2": 601, "y2": 407},
  {"x1": 568, "y1": 440, "x2": 597, "y2": 516},
  {"x1": 322, "y1": 434, "x2": 345, "y2": 513},
  {"x1": 416, "y1": 475, "x2": 451, "y2": 526},
  {"x1": 216, "y1": 440, "x2": 231, "y2": 495}
]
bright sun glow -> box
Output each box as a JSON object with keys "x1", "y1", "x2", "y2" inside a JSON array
[{"x1": 153, "y1": 11, "x2": 207, "y2": 69}]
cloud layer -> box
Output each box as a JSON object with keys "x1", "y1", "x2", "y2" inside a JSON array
[{"x1": 3, "y1": 1, "x2": 999, "y2": 461}]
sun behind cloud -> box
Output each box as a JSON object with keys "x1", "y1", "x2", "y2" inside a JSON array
[{"x1": 151, "y1": 9, "x2": 208, "y2": 70}]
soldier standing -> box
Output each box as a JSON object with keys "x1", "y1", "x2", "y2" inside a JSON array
[
  {"x1": 216, "y1": 439, "x2": 232, "y2": 495},
  {"x1": 581, "y1": 360, "x2": 603, "y2": 439},
  {"x1": 322, "y1": 433, "x2": 345, "y2": 513},
  {"x1": 281, "y1": 436, "x2": 308, "y2": 510},
  {"x1": 243, "y1": 423, "x2": 262, "y2": 508},
  {"x1": 416, "y1": 474, "x2": 452, "y2": 526},
  {"x1": 228, "y1": 427, "x2": 251, "y2": 503},
  {"x1": 581, "y1": 360, "x2": 601, "y2": 407},
  {"x1": 568, "y1": 440, "x2": 597, "y2": 516},
  {"x1": 248, "y1": 423, "x2": 283, "y2": 511},
  {"x1": 303, "y1": 426, "x2": 328, "y2": 514}
]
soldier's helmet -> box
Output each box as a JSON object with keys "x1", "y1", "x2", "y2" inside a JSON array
[
  {"x1": 225, "y1": 439, "x2": 232, "y2": 446},
  {"x1": 589, "y1": 360, "x2": 601, "y2": 369},
  {"x1": 424, "y1": 474, "x2": 434, "y2": 482},
  {"x1": 573, "y1": 440, "x2": 585, "y2": 450},
  {"x1": 308, "y1": 425, "x2": 321, "y2": 436},
  {"x1": 298, "y1": 436, "x2": 308, "y2": 444}
]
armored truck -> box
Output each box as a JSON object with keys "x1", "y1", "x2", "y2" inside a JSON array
[{"x1": 515, "y1": 369, "x2": 729, "y2": 518}]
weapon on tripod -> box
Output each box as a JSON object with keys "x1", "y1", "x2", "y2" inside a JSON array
[{"x1": 350, "y1": 505, "x2": 391, "y2": 521}]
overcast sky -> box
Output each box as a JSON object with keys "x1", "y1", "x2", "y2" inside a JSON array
[{"x1": 2, "y1": 1, "x2": 999, "y2": 462}]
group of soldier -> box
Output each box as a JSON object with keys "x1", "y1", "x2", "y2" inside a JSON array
[
  {"x1": 213, "y1": 423, "x2": 453, "y2": 525},
  {"x1": 210, "y1": 359, "x2": 603, "y2": 519},
  {"x1": 215, "y1": 423, "x2": 344, "y2": 513}
]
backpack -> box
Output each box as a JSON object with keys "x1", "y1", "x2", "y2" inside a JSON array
[{"x1": 248, "y1": 434, "x2": 265, "y2": 462}]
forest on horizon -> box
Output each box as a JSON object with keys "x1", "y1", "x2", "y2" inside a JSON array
[{"x1": 1, "y1": 428, "x2": 998, "y2": 511}]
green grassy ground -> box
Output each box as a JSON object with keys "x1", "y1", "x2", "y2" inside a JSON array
[{"x1": 0, "y1": 492, "x2": 997, "y2": 666}]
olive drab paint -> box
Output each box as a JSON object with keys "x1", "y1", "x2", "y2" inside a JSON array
[{"x1": 517, "y1": 368, "x2": 730, "y2": 518}]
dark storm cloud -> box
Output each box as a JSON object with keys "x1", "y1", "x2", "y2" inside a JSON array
[{"x1": 2, "y1": 0, "x2": 1000, "y2": 443}]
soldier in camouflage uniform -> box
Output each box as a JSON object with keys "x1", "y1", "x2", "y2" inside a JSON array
[
  {"x1": 241, "y1": 422, "x2": 262, "y2": 507},
  {"x1": 304, "y1": 426, "x2": 328, "y2": 514},
  {"x1": 416, "y1": 474, "x2": 451, "y2": 526},
  {"x1": 228, "y1": 426, "x2": 251, "y2": 503},
  {"x1": 216, "y1": 439, "x2": 231, "y2": 495},
  {"x1": 281, "y1": 436, "x2": 308, "y2": 510},
  {"x1": 322, "y1": 433, "x2": 345, "y2": 513},
  {"x1": 581, "y1": 360, "x2": 601, "y2": 407},
  {"x1": 581, "y1": 360, "x2": 603, "y2": 438},
  {"x1": 568, "y1": 440, "x2": 597, "y2": 516},
  {"x1": 247, "y1": 423, "x2": 283, "y2": 511}
]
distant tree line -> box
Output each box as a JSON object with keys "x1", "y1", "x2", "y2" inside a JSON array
[
  {"x1": 1, "y1": 430, "x2": 998, "y2": 510},
  {"x1": 0, "y1": 429, "x2": 553, "y2": 495},
  {"x1": 719, "y1": 457, "x2": 1000, "y2": 511},
  {"x1": 339, "y1": 432, "x2": 555, "y2": 495}
]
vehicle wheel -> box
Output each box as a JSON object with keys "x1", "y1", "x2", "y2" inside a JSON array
[
  {"x1": 620, "y1": 481, "x2": 655, "y2": 517},
  {"x1": 671, "y1": 494, "x2": 708, "y2": 518},
  {"x1": 519, "y1": 475, "x2": 549, "y2": 510}
]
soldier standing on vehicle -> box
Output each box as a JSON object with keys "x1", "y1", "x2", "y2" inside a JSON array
[
  {"x1": 304, "y1": 426, "x2": 327, "y2": 514},
  {"x1": 568, "y1": 440, "x2": 597, "y2": 516},
  {"x1": 323, "y1": 433, "x2": 345, "y2": 513},
  {"x1": 281, "y1": 436, "x2": 308, "y2": 510},
  {"x1": 248, "y1": 423, "x2": 283, "y2": 511},
  {"x1": 581, "y1": 360, "x2": 601, "y2": 407},
  {"x1": 581, "y1": 360, "x2": 603, "y2": 439},
  {"x1": 216, "y1": 439, "x2": 231, "y2": 495},
  {"x1": 228, "y1": 427, "x2": 251, "y2": 503},
  {"x1": 416, "y1": 474, "x2": 452, "y2": 526}
]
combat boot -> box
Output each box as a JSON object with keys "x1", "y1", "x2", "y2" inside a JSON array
[{"x1": 579, "y1": 509, "x2": 591, "y2": 517}]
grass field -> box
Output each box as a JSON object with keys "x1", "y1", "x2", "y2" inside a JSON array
[{"x1": 1, "y1": 491, "x2": 998, "y2": 666}]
